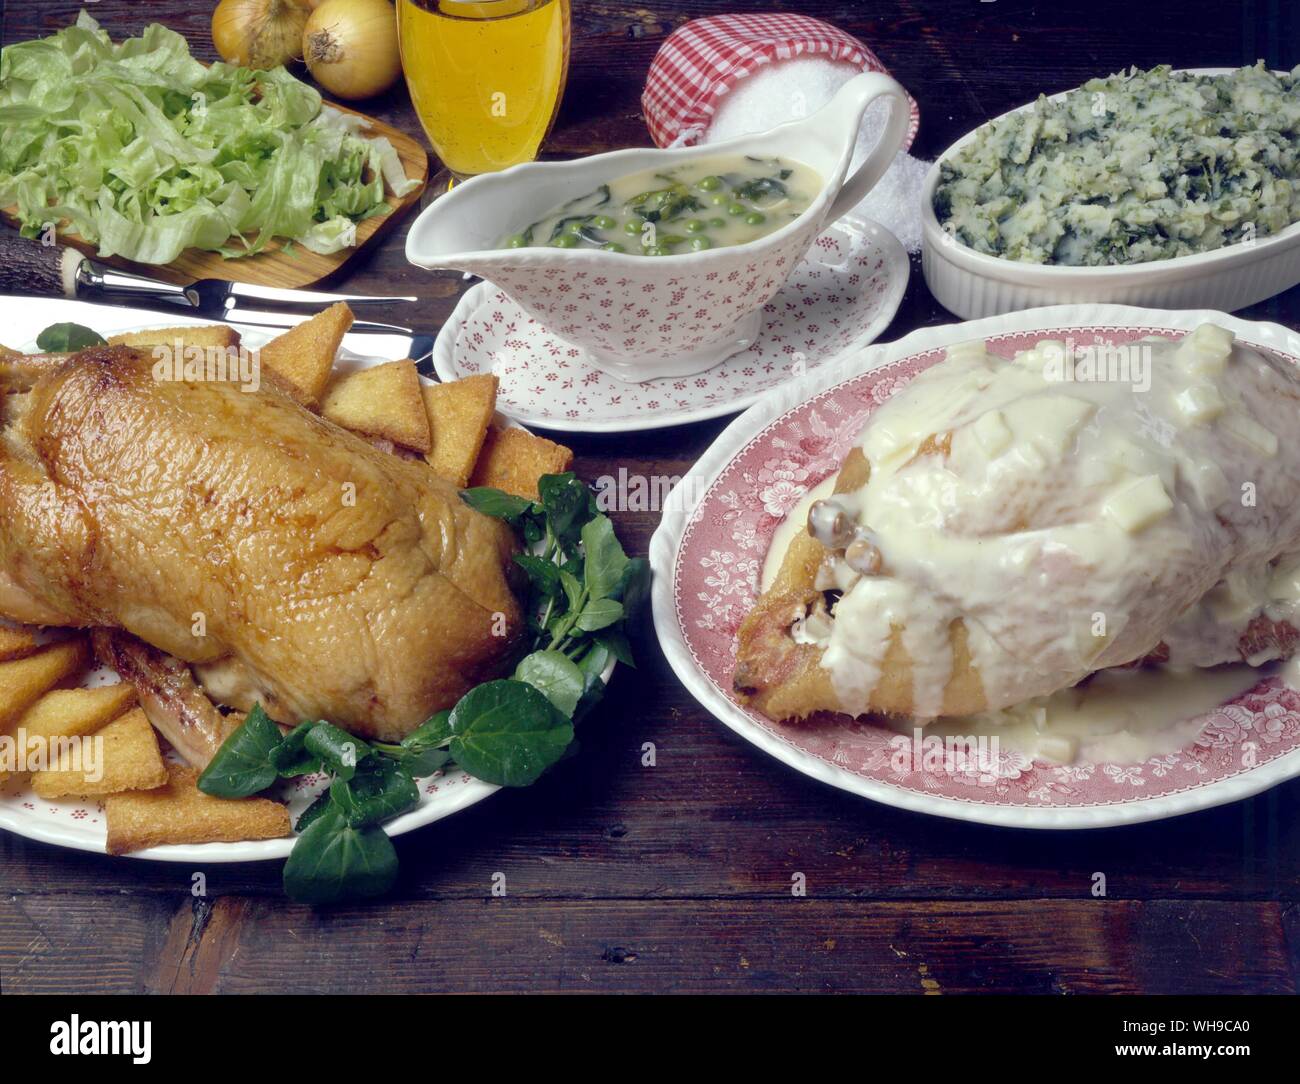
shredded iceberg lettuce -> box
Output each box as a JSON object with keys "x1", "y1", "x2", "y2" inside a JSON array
[{"x1": 0, "y1": 12, "x2": 419, "y2": 263}]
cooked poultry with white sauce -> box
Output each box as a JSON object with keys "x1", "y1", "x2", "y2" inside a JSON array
[
  {"x1": 0, "y1": 345, "x2": 523, "y2": 750},
  {"x1": 736, "y1": 325, "x2": 1300, "y2": 722}
]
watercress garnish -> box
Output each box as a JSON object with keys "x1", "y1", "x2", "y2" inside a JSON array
[
  {"x1": 460, "y1": 488, "x2": 534, "y2": 521},
  {"x1": 303, "y1": 722, "x2": 370, "y2": 781},
  {"x1": 447, "y1": 679, "x2": 574, "y2": 787},
  {"x1": 35, "y1": 322, "x2": 106, "y2": 352},
  {"x1": 282, "y1": 809, "x2": 399, "y2": 905},
  {"x1": 197, "y1": 705, "x2": 283, "y2": 798},
  {"x1": 468, "y1": 471, "x2": 649, "y2": 662},
  {"x1": 515, "y1": 650, "x2": 585, "y2": 717}
]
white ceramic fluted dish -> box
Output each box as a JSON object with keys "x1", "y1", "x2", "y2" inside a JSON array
[
  {"x1": 651, "y1": 303, "x2": 1300, "y2": 829},
  {"x1": 0, "y1": 297, "x2": 613, "y2": 862},
  {"x1": 921, "y1": 69, "x2": 1300, "y2": 319},
  {"x1": 406, "y1": 72, "x2": 912, "y2": 382}
]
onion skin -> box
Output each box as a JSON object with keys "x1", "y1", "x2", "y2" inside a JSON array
[
  {"x1": 303, "y1": 0, "x2": 403, "y2": 101},
  {"x1": 212, "y1": 0, "x2": 312, "y2": 69}
]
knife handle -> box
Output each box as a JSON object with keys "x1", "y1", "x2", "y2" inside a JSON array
[{"x1": 0, "y1": 230, "x2": 81, "y2": 298}]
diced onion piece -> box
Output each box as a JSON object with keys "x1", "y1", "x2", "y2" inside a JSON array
[
  {"x1": 1103, "y1": 474, "x2": 1173, "y2": 533},
  {"x1": 1177, "y1": 324, "x2": 1234, "y2": 376},
  {"x1": 1173, "y1": 383, "x2": 1225, "y2": 425}
]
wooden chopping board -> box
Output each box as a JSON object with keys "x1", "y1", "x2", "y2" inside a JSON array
[{"x1": 0, "y1": 99, "x2": 429, "y2": 289}]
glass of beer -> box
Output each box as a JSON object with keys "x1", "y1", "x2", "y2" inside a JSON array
[{"x1": 397, "y1": 0, "x2": 571, "y2": 179}]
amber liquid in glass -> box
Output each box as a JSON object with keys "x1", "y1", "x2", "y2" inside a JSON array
[{"x1": 398, "y1": 0, "x2": 571, "y2": 178}]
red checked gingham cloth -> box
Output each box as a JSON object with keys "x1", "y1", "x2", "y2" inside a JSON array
[{"x1": 641, "y1": 12, "x2": 920, "y2": 149}]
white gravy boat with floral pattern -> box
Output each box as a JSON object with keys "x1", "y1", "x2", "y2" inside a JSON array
[{"x1": 406, "y1": 72, "x2": 911, "y2": 382}]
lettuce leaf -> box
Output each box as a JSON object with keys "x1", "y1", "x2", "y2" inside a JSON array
[{"x1": 0, "y1": 11, "x2": 415, "y2": 264}]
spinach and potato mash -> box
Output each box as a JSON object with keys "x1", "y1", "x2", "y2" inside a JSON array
[{"x1": 934, "y1": 63, "x2": 1300, "y2": 266}]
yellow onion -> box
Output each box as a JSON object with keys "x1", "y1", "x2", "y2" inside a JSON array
[
  {"x1": 212, "y1": 0, "x2": 312, "y2": 69},
  {"x1": 303, "y1": 0, "x2": 402, "y2": 100}
]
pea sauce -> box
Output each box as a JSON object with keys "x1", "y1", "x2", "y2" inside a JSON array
[{"x1": 501, "y1": 154, "x2": 821, "y2": 255}]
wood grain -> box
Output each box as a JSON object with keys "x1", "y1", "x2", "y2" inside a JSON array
[
  {"x1": 3, "y1": 0, "x2": 1300, "y2": 996},
  {"x1": 1, "y1": 894, "x2": 1291, "y2": 994}
]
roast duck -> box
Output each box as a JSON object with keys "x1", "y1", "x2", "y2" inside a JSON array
[
  {"x1": 0, "y1": 345, "x2": 522, "y2": 763},
  {"x1": 734, "y1": 324, "x2": 1300, "y2": 722}
]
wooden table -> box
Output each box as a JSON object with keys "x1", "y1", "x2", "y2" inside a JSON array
[{"x1": 3, "y1": 0, "x2": 1299, "y2": 995}]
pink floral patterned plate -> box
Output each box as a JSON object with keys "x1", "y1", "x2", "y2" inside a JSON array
[
  {"x1": 431, "y1": 216, "x2": 908, "y2": 433},
  {"x1": 650, "y1": 303, "x2": 1300, "y2": 828}
]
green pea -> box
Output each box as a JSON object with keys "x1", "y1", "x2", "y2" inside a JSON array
[
  {"x1": 504, "y1": 234, "x2": 527, "y2": 248},
  {"x1": 709, "y1": 217, "x2": 726, "y2": 228},
  {"x1": 565, "y1": 220, "x2": 585, "y2": 234},
  {"x1": 744, "y1": 212, "x2": 766, "y2": 226},
  {"x1": 552, "y1": 234, "x2": 578, "y2": 248},
  {"x1": 689, "y1": 236, "x2": 712, "y2": 251},
  {"x1": 644, "y1": 245, "x2": 667, "y2": 256},
  {"x1": 602, "y1": 241, "x2": 626, "y2": 252},
  {"x1": 709, "y1": 193, "x2": 728, "y2": 206},
  {"x1": 727, "y1": 203, "x2": 746, "y2": 216},
  {"x1": 593, "y1": 215, "x2": 617, "y2": 229},
  {"x1": 698, "y1": 175, "x2": 723, "y2": 191},
  {"x1": 684, "y1": 219, "x2": 706, "y2": 233},
  {"x1": 624, "y1": 218, "x2": 644, "y2": 234}
]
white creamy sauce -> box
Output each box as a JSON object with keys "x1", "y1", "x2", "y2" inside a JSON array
[
  {"x1": 758, "y1": 324, "x2": 1300, "y2": 764},
  {"x1": 761, "y1": 492, "x2": 1271, "y2": 762},
  {"x1": 761, "y1": 479, "x2": 835, "y2": 593},
  {"x1": 906, "y1": 662, "x2": 1270, "y2": 765}
]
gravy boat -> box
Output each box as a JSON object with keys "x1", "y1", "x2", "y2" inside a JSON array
[{"x1": 406, "y1": 72, "x2": 911, "y2": 382}]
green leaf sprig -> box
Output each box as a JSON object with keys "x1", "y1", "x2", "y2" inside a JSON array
[
  {"x1": 462, "y1": 471, "x2": 649, "y2": 724},
  {"x1": 35, "y1": 322, "x2": 106, "y2": 352}
]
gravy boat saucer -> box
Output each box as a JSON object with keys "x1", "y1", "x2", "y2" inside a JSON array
[
  {"x1": 432, "y1": 215, "x2": 909, "y2": 433},
  {"x1": 405, "y1": 71, "x2": 912, "y2": 382}
]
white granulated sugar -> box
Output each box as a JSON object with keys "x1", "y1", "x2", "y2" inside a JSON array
[{"x1": 700, "y1": 58, "x2": 928, "y2": 252}]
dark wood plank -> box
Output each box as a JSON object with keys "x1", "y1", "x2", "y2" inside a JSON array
[
  {"x1": 0, "y1": 891, "x2": 175, "y2": 995},
  {"x1": 1, "y1": 893, "x2": 1291, "y2": 994}
]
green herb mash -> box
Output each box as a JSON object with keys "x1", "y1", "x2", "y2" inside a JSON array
[{"x1": 934, "y1": 63, "x2": 1300, "y2": 266}]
